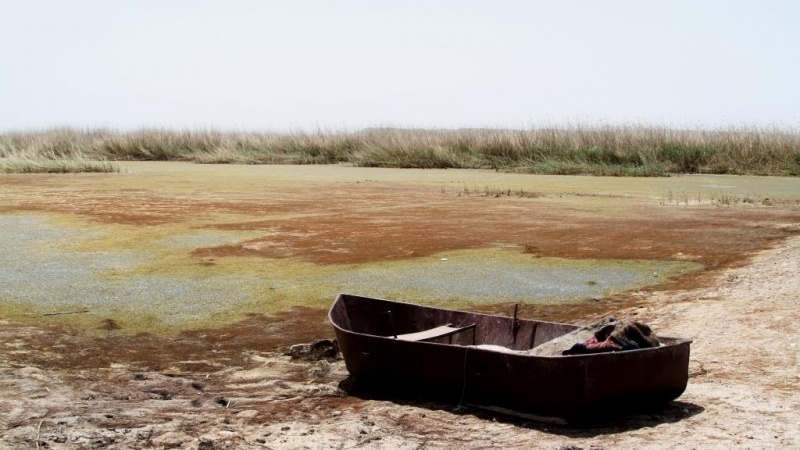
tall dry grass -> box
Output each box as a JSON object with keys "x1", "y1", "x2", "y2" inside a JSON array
[{"x1": 1, "y1": 126, "x2": 798, "y2": 176}]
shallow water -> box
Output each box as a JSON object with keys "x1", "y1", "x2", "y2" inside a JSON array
[
  {"x1": 328, "y1": 250, "x2": 694, "y2": 305},
  {"x1": 0, "y1": 216, "x2": 257, "y2": 325},
  {"x1": 0, "y1": 214, "x2": 699, "y2": 332},
  {"x1": 8, "y1": 163, "x2": 796, "y2": 333}
]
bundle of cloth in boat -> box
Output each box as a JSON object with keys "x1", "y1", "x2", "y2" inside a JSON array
[{"x1": 528, "y1": 317, "x2": 660, "y2": 356}]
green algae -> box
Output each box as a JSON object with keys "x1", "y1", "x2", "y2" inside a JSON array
[
  {"x1": 18, "y1": 163, "x2": 800, "y2": 336},
  {"x1": 0, "y1": 214, "x2": 701, "y2": 336}
]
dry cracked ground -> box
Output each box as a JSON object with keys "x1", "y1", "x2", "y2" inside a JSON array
[{"x1": 1, "y1": 163, "x2": 799, "y2": 449}]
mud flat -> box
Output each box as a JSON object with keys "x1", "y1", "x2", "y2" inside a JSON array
[
  {"x1": 0, "y1": 213, "x2": 699, "y2": 331},
  {"x1": 1, "y1": 163, "x2": 798, "y2": 332},
  {"x1": 1, "y1": 163, "x2": 800, "y2": 448}
]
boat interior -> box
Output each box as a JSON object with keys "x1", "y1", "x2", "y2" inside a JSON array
[{"x1": 331, "y1": 293, "x2": 582, "y2": 351}]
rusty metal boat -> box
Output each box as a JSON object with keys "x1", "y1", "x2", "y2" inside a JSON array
[{"x1": 329, "y1": 293, "x2": 692, "y2": 420}]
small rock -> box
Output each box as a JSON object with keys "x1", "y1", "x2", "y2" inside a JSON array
[
  {"x1": 197, "y1": 439, "x2": 217, "y2": 450},
  {"x1": 99, "y1": 318, "x2": 121, "y2": 330},
  {"x1": 149, "y1": 389, "x2": 173, "y2": 400},
  {"x1": 311, "y1": 360, "x2": 331, "y2": 378},
  {"x1": 235, "y1": 410, "x2": 259, "y2": 419},
  {"x1": 285, "y1": 339, "x2": 340, "y2": 361}
]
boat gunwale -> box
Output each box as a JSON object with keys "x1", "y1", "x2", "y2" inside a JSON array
[{"x1": 329, "y1": 293, "x2": 693, "y2": 359}]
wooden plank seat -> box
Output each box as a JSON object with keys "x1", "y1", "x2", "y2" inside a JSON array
[
  {"x1": 380, "y1": 310, "x2": 476, "y2": 344},
  {"x1": 395, "y1": 323, "x2": 476, "y2": 344}
]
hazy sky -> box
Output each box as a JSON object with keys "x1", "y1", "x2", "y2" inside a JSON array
[{"x1": 1, "y1": 1, "x2": 798, "y2": 131}]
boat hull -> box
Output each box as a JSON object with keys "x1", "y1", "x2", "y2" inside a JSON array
[{"x1": 330, "y1": 294, "x2": 691, "y2": 419}]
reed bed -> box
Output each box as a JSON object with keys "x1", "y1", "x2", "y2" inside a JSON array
[
  {"x1": 0, "y1": 156, "x2": 120, "y2": 174},
  {"x1": 1, "y1": 126, "x2": 798, "y2": 176}
]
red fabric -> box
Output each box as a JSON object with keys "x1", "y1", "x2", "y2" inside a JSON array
[{"x1": 582, "y1": 335, "x2": 623, "y2": 351}]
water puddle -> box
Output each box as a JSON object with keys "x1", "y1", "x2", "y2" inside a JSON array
[
  {"x1": 0, "y1": 214, "x2": 701, "y2": 333},
  {"x1": 328, "y1": 249, "x2": 698, "y2": 305}
]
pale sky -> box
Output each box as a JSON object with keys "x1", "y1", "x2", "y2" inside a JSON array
[{"x1": 1, "y1": 1, "x2": 798, "y2": 131}]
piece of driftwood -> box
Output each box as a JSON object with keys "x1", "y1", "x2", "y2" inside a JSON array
[{"x1": 41, "y1": 309, "x2": 90, "y2": 317}]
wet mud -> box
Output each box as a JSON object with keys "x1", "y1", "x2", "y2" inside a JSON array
[{"x1": 1, "y1": 165, "x2": 799, "y2": 363}]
